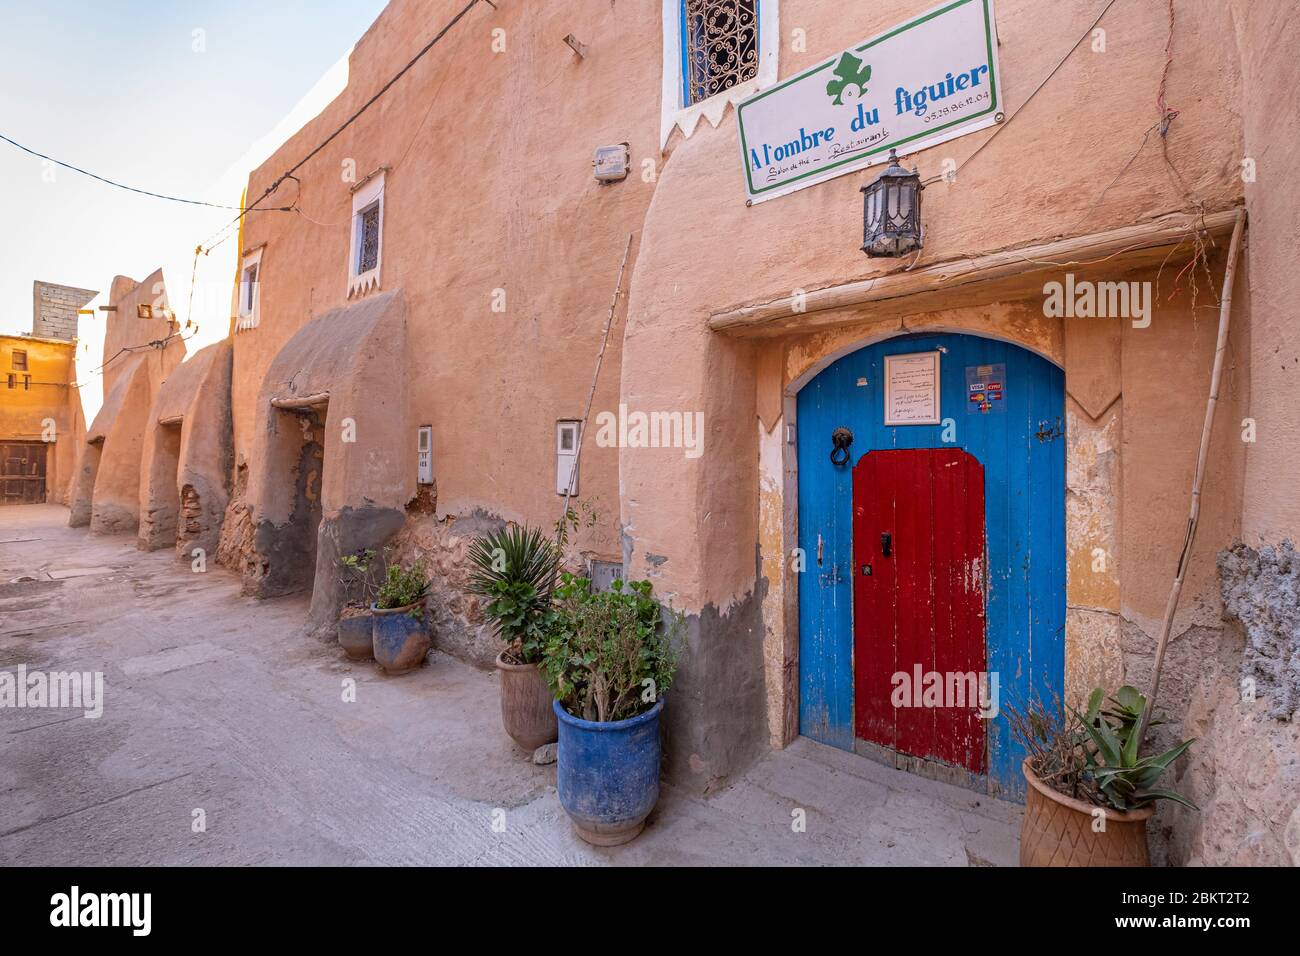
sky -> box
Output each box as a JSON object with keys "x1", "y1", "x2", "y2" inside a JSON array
[{"x1": 0, "y1": 0, "x2": 389, "y2": 421}]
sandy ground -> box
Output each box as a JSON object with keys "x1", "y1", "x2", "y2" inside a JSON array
[{"x1": 0, "y1": 504, "x2": 1020, "y2": 866}]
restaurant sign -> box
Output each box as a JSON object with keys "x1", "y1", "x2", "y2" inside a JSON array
[{"x1": 736, "y1": 0, "x2": 1002, "y2": 203}]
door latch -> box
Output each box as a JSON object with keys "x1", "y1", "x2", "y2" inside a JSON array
[{"x1": 881, "y1": 532, "x2": 892, "y2": 557}]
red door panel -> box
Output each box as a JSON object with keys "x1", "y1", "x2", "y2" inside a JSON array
[{"x1": 853, "y1": 448, "x2": 987, "y2": 773}]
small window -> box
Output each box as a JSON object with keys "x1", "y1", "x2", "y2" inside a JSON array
[
  {"x1": 5, "y1": 373, "x2": 14, "y2": 389},
  {"x1": 681, "y1": 0, "x2": 759, "y2": 106},
  {"x1": 348, "y1": 170, "x2": 385, "y2": 298},
  {"x1": 236, "y1": 248, "x2": 263, "y2": 332},
  {"x1": 660, "y1": 1, "x2": 778, "y2": 150},
  {"x1": 556, "y1": 420, "x2": 581, "y2": 496},
  {"x1": 23, "y1": 374, "x2": 30, "y2": 391},
  {"x1": 358, "y1": 204, "x2": 380, "y2": 273},
  {"x1": 12, "y1": 349, "x2": 27, "y2": 371}
]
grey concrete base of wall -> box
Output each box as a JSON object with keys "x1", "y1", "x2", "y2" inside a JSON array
[
  {"x1": 662, "y1": 582, "x2": 769, "y2": 796},
  {"x1": 305, "y1": 505, "x2": 408, "y2": 641}
]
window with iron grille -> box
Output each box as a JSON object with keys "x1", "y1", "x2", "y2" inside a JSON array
[
  {"x1": 358, "y1": 203, "x2": 381, "y2": 274},
  {"x1": 347, "y1": 170, "x2": 385, "y2": 297},
  {"x1": 682, "y1": 0, "x2": 759, "y2": 106},
  {"x1": 11, "y1": 349, "x2": 27, "y2": 371}
]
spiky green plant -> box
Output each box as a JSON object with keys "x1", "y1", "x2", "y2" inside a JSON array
[
  {"x1": 466, "y1": 525, "x2": 561, "y2": 664},
  {"x1": 1073, "y1": 686, "x2": 1197, "y2": 811}
]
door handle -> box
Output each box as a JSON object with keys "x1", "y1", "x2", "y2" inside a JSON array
[{"x1": 881, "y1": 532, "x2": 892, "y2": 557}]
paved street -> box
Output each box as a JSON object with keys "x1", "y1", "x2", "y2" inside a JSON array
[{"x1": 1, "y1": 504, "x2": 1021, "y2": 866}]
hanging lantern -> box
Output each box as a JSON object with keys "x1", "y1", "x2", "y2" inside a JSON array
[{"x1": 860, "y1": 148, "x2": 924, "y2": 257}]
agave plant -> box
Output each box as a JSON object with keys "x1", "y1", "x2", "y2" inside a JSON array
[
  {"x1": 466, "y1": 525, "x2": 561, "y2": 664},
  {"x1": 1073, "y1": 686, "x2": 1197, "y2": 811}
]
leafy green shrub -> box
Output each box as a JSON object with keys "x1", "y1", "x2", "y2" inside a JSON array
[
  {"x1": 1007, "y1": 685, "x2": 1196, "y2": 812},
  {"x1": 336, "y1": 548, "x2": 378, "y2": 610},
  {"x1": 375, "y1": 562, "x2": 430, "y2": 619},
  {"x1": 466, "y1": 525, "x2": 560, "y2": 664},
  {"x1": 540, "y1": 573, "x2": 682, "y2": 723}
]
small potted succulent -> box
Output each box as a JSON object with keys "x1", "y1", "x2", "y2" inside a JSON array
[
  {"x1": 467, "y1": 525, "x2": 561, "y2": 751},
  {"x1": 540, "y1": 574, "x2": 682, "y2": 846},
  {"x1": 336, "y1": 548, "x2": 379, "y2": 661},
  {"x1": 371, "y1": 561, "x2": 431, "y2": 674},
  {"x1": 1009, "y1": 685, "x2": 1196, "y2": 867}
]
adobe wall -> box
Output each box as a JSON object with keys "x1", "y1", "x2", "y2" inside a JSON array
[
  {"x1": 70, "y1": 272, "x2": 185, "y2": 534},
  {"x1": 1163, "y1": 0, "x2": 1300, "y2": 868},
  {"x1": 138, "y1": 340, "x2": 233, "y2": 558},
  {"x1": 225, "y1": 0, "x2": 663, "y2": 607},
  {"x1": 620, "y1": 0, "x2": 1246, "y2": 795}
]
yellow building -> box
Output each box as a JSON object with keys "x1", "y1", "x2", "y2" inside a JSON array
[{"x1": 1, "y1": 281, "x2": 93, "y2": 505}]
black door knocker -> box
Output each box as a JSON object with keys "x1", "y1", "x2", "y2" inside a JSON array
[{"x1": 830, "y1": 427, "x2": 854, "y2": 467}]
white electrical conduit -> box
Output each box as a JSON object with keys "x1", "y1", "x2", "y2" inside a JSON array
[{"x1": 1139, "y1": 206, "x2": 1246, "y2": 744}]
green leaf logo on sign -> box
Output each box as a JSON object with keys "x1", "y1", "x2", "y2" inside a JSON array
[{"x1": 826, "y1": 52, "x2": 872, "y2": 106}]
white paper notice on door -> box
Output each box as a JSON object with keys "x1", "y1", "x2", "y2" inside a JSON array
[{"x1": 884, "y1": 351, "x2": 941, "y2": 425}]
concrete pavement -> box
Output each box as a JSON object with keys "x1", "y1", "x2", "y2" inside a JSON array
[{"x1": 0, "y1": 504, "x2": 1020, "y2": 866}]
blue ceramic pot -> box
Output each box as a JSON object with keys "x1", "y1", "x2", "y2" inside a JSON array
[
  {"x1": 337, "y1": 611, "x2": 374, "y2": 661},
  {"x1": 370, "y1": 602, "x2": 430, "y2": 674},
  {"x1": 554, "y1": 697, "x2": 664, "y2": 846}
]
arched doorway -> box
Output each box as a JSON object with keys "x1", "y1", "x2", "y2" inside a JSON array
[{"x1": 795, "y1": 331, "x2": 1065, "y2": 798}]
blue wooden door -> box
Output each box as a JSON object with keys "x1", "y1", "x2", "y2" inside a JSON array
[{"x1": 796, "y1": 332, "x2": 1065, "y2": 798}]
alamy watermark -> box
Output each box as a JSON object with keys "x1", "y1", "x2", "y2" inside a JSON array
[
  {"x1": 1, "y1": 666, "x2": 104, "y2": 719},
  {"x1": 891, "y1": 666, "x2": 1000, "y2": 718},
  {"x1": 1042, "y1": 273, "x2": 1151, "y2": 328},
  {"x1": 593, "y1": 404, "x2": 705, "y2": 460}
]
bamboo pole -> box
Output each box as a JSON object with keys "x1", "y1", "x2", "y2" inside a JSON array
[
  {"x1": 1139, "y1": 207, "x2": 1246, "y2": 745},
  {"x1": 557, "y1": 234, "x2": 634, "y2": 540}
]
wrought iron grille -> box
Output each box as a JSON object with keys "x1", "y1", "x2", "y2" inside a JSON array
[
  {"x1": 683, "y1": 0, "x2": 758, "y2": 106},
  {"x1": 359, "y1": 204, "x2": 380, "y2": 273}
]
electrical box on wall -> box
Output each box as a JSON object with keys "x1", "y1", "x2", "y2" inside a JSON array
[
  {"x1": 587, "y1": 559, "x2": 624, "y2": 593},
  {"x1": 556, "y1": 420, "x2": 580, "y2": 495},
  {"x1": 592, "y1": 143, "x2": 630, "y2": 183},
  {"x1": 417, "y1": 425, "x2": 433, "y2": 484}
]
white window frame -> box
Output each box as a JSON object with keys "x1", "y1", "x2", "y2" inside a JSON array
[
  {"x1": 556, "y1": 420, "x2": 581, "y2": 496},
  {"x1": 236, "y1": 246, "x2": 264, "y2": 332},
  {"x1": 348, "y1": 170, "x2": 386, "y2": 298},
  {"x1": 660, "y1": 0, "x2": 779, "y2": 151}
]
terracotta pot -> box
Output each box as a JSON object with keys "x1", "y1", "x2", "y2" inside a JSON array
[
  {"x1": 370, "y1": 602, "x2": 431, "y2": 674},
  {"x1": 496, "y1": 652, "x2": 558, "y2": 750},
  {"x1": 1019, "y1": 757, "x2": 1152, "y2": 866},
  {"x1": 337, "y1": 610, "x2": 374, "y2": 661}
]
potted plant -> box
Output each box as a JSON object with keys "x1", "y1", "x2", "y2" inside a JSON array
[
  {"x1": 335, "y1": 548, "x2": 378, "y2": 661},
  {"x1": 371, "y1": 561, "x2": 431, "y2": 674},
  {"x1": 540, "y1": 574, "x2": 682, "y2": 846},
  {"x1": 1009, "y1": 686, "x2": 1196, "y2": 867},
  {"x1": 467, "y1": 525, "x2": 562, "y2": 751}
]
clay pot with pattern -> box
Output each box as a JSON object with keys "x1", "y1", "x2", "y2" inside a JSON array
[
  {"x1": 1019, "y1": 758, "x2": 1152, "y2": 867},
  {"x1": 496, "y1": 652, "x2": 558, "y2": 751}
]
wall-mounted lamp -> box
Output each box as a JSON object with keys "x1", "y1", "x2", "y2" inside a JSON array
[{"x1": 861, "y1": 148, "x2": 923, "y2": 257}]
